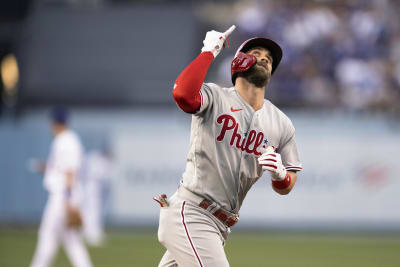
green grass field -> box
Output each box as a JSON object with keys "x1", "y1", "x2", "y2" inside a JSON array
[{"x1": 1, "y1": 228, "x2": 399, "y2": 267}]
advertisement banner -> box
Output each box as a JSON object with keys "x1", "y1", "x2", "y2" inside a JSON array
[{"x1": 109, "y1": 111, "x2": 400, "y2": 229}]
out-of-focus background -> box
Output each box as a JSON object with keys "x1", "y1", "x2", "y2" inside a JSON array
[{"x1": 1, "y1": 0, "x2": 400, "y2": 266}]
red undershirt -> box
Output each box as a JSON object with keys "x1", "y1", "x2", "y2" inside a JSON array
[{"x1": 172, "y1": 52, "x2": 214, "y2": 113}]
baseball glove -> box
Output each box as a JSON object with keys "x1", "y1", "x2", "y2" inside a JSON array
[{"x1": 66, "y1": 204, "x2": 83, "y2": 228}]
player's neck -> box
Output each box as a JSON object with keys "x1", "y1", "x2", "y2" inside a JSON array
[
  {"x1": 53, "y1": 125, "x2": 68, "y2": 137},
  {"x1": 235, "y1": 77, "x2": 265, "y2": 111}
]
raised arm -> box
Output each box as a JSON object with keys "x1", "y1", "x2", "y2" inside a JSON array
[{"x1": 172, "y1": 26, "x2": 236, "y2": 113}]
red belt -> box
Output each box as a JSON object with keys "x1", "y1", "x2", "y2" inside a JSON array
[{"x1": 199, "y1": 199, "x2": 239, "y2": 227}]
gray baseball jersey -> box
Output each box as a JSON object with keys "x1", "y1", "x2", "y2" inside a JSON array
[{"x1": 181, "y1": 83, "x2": 302, "y2": 214}]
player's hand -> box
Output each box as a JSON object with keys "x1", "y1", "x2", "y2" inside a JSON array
[
  {"x1": 201, "y1": 25, "x2": 236, "y2": 58},
  {"x1": 258, "y1": 147, "x2": 287, "y2": 181},
  {"x1": 27, "y1": 158, "x2": 46, "y2": 174}
]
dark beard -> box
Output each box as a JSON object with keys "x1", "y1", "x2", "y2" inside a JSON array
[{"x1": 237, "y1": 64, "x2": 271, "y2": 88}]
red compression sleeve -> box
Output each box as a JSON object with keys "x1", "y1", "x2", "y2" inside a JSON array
[{"x1": 172, "y1": 51, "x2": 214, "y2": 113}]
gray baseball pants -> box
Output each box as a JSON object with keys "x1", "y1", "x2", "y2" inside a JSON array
[{"x1": 157, "y1": 187, "x2": 230, "y2": 267}]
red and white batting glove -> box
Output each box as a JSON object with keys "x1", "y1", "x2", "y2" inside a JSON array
[
  {"x1": 257, "y1": 147, "x2": 287, "y2": 181},
  {"x1": 201, "y1": 25, "x2": 236, "y2": 58}
]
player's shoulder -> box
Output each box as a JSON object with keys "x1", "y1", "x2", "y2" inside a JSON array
[
  {"x1": 61, "y1": 129, "x2": 80, "y2": 141},
  {"x1": 263, "y1": 100, "x2": 294, "y2": 128},
  {"x1": 55, "y1": 129, "x2": 82, "y2": 148},
  {"x1": 203, "y1": 82, "x2": 234, "y2": 95},
  {"x1": 204, "y1": 82, "x2": 233, "y2": 91}
]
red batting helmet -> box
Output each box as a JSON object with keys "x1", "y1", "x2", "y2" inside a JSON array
[{"x1": 231, "y1": 37, "x2": 283, "y2": 85}]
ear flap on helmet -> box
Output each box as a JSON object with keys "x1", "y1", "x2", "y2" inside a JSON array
[
  {"x1": 231, "y1": 37, "x2": 283, "y2": 85},
  {"x1": 231, "y1": 52, "x2": 257, "y2": 85}
]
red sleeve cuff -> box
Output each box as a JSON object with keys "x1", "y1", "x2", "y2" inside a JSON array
[{"x1": 271, "y1": 173, "x2": 291, "y2": 190}]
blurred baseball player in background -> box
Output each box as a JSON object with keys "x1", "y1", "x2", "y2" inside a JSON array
[
  {"x1": 82, "y1": 145, "x2": 113, "y2": 247},
  {"x1": 155, "y1": 25, "x2": 302, "y2": 266},
  {"x1": 29, "y1": 107, "x2": 93, "y2": 267}
]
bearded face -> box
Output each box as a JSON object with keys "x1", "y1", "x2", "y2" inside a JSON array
[
  {"x1": 236, "y1": 47, "x2": 273, "y2": 88},
  {"x1": 237, "y1": 61, "x2": 271, "y2": 88}
]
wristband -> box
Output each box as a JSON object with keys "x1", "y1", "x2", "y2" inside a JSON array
[{"x1": 271, "y1": 173, "x2": 291, "y2": 190}]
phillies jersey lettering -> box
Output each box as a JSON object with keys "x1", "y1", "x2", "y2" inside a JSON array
[
  {"x1": 181, "y1": 83, "x2": 302, "y2": 213},
  {"x1": 216, "y1": 114, "x2": 264, "y2": 156}
]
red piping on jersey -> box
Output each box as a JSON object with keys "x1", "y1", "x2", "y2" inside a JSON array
[
  {"x1": 181, "y1": 201, "x2": 204, "y2": 267},
  {"x1": 172, "y1": 52, "x2": 214, "y2": 113}
]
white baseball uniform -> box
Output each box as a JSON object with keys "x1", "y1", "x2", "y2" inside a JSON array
[
  {"x1": 158, "y1": 83, "x2": 302, "y2": 267},
  {"x1": 30, "y1": 129, "x2": 93, "y2": 267},
  {"x1": 82, "y1": 150, "x2": 112, "y2": 246}
]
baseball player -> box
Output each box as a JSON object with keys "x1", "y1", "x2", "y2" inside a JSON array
[
  {"x1": 29, "y1": 107, "x2": 93, "y2": 267},
  {"x1": 82, "y1": 147, "x2": 113, "y2": 247},
  {"x1": 155, "y1": 25, "x2": 302, "y2": 267}
]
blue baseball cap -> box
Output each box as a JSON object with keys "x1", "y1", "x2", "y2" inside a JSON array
[{"x1": 50, "y1": 106, "x2": 69, "y2": 124}]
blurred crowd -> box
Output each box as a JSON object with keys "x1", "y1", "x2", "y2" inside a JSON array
[
  {"x1": 3, "y1": 0, "x2": 400, "y2": 115},
  {"x1": 200, "y1": 0, "x2": 400, "y2": 113}
]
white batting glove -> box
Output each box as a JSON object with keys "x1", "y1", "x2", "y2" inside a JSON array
[
  {"x1": 258, "y1": 147, "x2": 287, "y2": 181},
  {"x1": 201, "y1": 25, "x2": 236, "y2": 58}
]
